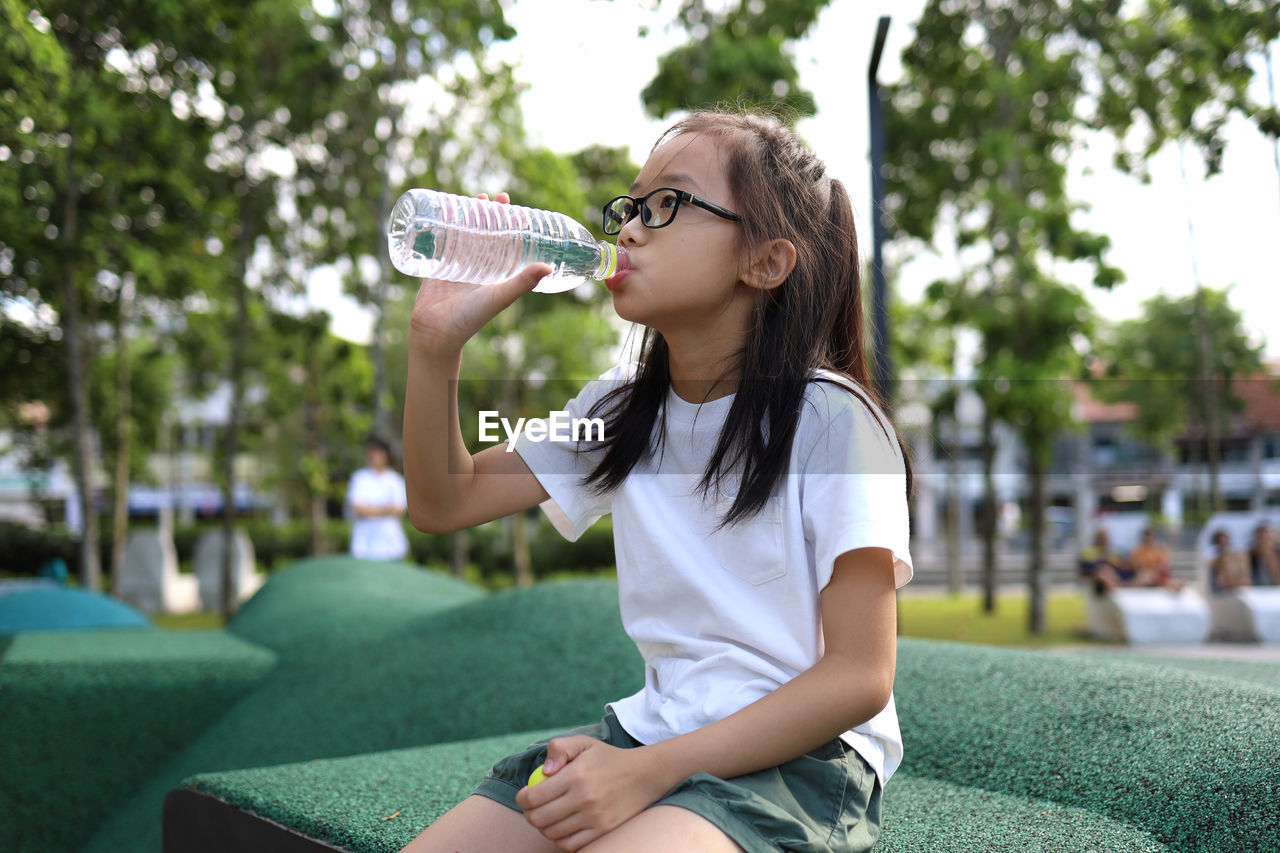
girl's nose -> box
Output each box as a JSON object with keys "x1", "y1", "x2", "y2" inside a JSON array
[{"x1": 618, "y1": 212, "x2": 647, "y2": 247}]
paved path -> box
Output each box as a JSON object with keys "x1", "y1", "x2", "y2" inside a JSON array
[{"x1": 1048, "y1": 642, "x2": 1280, "y2": 663}]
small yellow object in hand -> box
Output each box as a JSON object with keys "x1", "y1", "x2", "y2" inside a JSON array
[{"x1": 527, "y1": 764, "x2": 548, "y2": 787}]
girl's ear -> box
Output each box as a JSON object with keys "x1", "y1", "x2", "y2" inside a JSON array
[{"x1": 742, "y1": 239, "x2": 797, "y2": 291}]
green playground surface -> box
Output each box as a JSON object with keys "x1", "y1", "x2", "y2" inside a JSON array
[{"x1": 2, "y1": 556, "x2": 1277, "y2": 852}]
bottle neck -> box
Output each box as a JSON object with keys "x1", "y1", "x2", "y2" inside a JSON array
[{"x1": 593, "y1": 243, "x2": 630, "y2": 281}]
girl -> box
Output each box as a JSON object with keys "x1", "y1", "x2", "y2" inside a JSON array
[{"x1": 399, "y1": 110, "x2": 912, "y2": 853}]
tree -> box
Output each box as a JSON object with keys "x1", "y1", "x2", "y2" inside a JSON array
[
  {"x1": 194, "y1": 0, "x2": 341, "y2": 615},
  {"x1": 888, "y1": 0, "x2": 1118, "y2": 627},
  {"x1": 255, "y1": 310, "x2": 373, "y2": 556},
  {"x1": 383, "y1": 144, "x2": 629, "y2": 584},
  {"x1": 641, "y1": 0, "x2": 831, "y2": 119},
  {"x1": 1, "y1": 2, "x2": 244, "y2": 589},
  {"x1": 1096, "y1": 288, "x2": 1263, "y2": 514},
  {"x1": 88, "y1": 331, "x2": 175, "y2": 582},
  {"x1": 885, "y1": 0, "x2": 1276, "y2": 631},
  {"x1": 309, "y1": 0, "x2": 523, "y2": 438}
]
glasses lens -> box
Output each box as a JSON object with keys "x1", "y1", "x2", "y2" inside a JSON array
[
  {"x1": 643, "y1": 189, "x2": 680, "y2": 228},
  {"x1": 604, "y1": 197, "x2": 634, "y2": 235}
]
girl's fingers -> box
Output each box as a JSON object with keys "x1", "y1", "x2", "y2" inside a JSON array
[
  {"x1": 543, "y1": 735, "x2": 597, "y2": 774},
  {"x1": 490, "y1": 263, "x2": 550, "y2": 308}
]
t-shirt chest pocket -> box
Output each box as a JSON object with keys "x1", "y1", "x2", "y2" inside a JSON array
[{"x1": 708, "y1": 494, "x2": 787, "y2": 585}]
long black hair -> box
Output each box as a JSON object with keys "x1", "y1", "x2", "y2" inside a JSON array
[{"x1": 581, "y1": 109, "x2": 911, "y2": 528}]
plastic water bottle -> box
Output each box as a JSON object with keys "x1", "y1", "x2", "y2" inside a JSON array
[{"x1": 386, "y1": 188, "x2": 627, "y2": 294}]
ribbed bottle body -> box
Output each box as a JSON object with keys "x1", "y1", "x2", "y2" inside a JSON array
[{"x1": 387, "y1": 189, "x2": 616, "y2": 293}]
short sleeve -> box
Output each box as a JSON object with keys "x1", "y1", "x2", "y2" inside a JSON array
[
  {"x1": 512, "y1": 364, "x2": 634, "y2": 541},
  {"x1": 800, "y1": 382, "x2": 913, "y2": 590}
]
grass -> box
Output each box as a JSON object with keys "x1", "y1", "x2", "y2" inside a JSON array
[
  {"x1": 151, "y1": 611, "x2": 227, "y2": 630},
  {"x1": 898, "y1": 590, "x2": 1099, "y2": 647},
  {"x1": 151, "y1": 582, "x2": 1098, "y2": 647}
]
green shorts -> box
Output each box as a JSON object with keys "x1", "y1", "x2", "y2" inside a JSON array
[{"x1": 475, "y1": 712, "x2": 882, "y2": 853}]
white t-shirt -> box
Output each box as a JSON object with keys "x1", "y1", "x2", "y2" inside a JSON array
[
  {"x1": 346, "y1": 468, "x2": 409, "y2": 561},
  {"x1": 513, "y1": 365, "x2": 913, "y2": 787}
]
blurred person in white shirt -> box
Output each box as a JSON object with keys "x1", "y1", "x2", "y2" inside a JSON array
[{"x1": 346, "y1": 435, "x2": 409, "y2": 561}]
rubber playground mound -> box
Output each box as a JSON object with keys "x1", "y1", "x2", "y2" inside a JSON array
[
  {"x1": 0, "y1": 582, "x2": 152, "y2": 634},
  {"x1": 77, "y1": 557, "x2": 642, "y2": 853},
  {"x1": 6, "y1": 555, "x2": 1278, "y2": 852}
]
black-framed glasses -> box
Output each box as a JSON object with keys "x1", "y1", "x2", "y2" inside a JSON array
[{"x1": 602, "y1": 187, "x2": 743, "y2": 236}]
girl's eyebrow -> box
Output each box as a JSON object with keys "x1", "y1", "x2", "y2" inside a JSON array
[{"x1": 629, "y1": 172, "x2": 701, "y2": 194}]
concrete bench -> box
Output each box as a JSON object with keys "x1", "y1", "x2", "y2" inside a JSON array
[
  {"x1": 1083, "y1": 586, "x2": 1211, "y2": 645},
  {"x1": 116, "y1": 525, "x2": 200, "y2": 615},
  {"x1": 1082, "y1": 516, "x2": 1210, "y2": 645},
  {"x1": 1195, "y1": 511, "x2": 1280, "y2": 643},
  {"x1": 193, "y1": 528, "x2": 266, "y2": 611}
]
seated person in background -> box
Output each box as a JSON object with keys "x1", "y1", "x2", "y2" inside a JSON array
[
  {"x1": 1127, "y1": 527, "x2": 1187, "y2": 592},
  {"x1": 1079, "y1": 529, "x2": 1133, "y2": 594},
  {"x1": 1249, "y1": 523, "x2": 1280, "y2": 587},
  {"x1": 1209, "y1": 529, "x2": 1252, "y2": 592}
]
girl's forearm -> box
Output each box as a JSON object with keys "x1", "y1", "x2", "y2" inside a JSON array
[
  {"x1": 402, "y1": 347, "x2": 472, "y2": 531},
  {"x1": 637, "y1": 651, "x2": 894, "y2": 791}
]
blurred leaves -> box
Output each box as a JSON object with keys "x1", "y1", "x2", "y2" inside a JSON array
[
  {"x1": 642, "y1": 0, "x2": 830, "y2": 120},
  {"x1": 1094, "y1": 287, "x2": 1263, "y2": 453}
]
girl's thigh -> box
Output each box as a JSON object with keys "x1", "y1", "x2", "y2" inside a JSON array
[
  {"x1": 397, "y1": 794, "x2": 560, "y2": 853},
  {"x1": 581, "y1": 805, "x2": 745, "y2": 853}
]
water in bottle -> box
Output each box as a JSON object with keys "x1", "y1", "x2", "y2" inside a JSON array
[{"x1": 387, "y1": 188, "x2": 628, "y2": 294}]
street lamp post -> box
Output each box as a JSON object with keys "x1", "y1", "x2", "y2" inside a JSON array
[{"x1": 868, "y1": 15, "x2": 892, "y2": 406}]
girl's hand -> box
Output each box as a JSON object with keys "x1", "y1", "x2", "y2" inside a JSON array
[
  {"x1": 408, "y1": 192, "x2": 551, "y2": 358},
  {"x1": 514, "y1": 736, "x2": 673, "y2": 851}
]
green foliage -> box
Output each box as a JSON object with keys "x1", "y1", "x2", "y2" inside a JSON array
[
  {"x1": 88, "y1": 335, "x2": 175, "y2": 483},
  {"x1": 1082, "y1": 0, "x2": 1280, "y2": 177},
  {"x1": 641, "y1": 0, "x2": 829, "y2": 120},
  {"x1": 570, "y1": 144, "x2": 646, "y2": 240},
  {"x1": 0, "y1": 315, "x2": 65, "y2": 427},
  {"x1": 382, "y1": 143, "x2": 632, "y2": 449},
  {"x1": 1094, "y1": 287, "x2": 1263, "y2": 453},
  {"x1": 0, "y1": 521, "x2": 79, "y2": 576},
  {"x1": 253, "y1": 311, "x2": 375, "y2": 516}
]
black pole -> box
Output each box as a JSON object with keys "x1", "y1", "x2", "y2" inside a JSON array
[{"x1": 868, "y1": 15, "x2": 892, "y2": 406}]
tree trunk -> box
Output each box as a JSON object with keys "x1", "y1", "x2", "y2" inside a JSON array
[
  {"x1": 945, "y1": 414, "x2": 963, "y2": 595},
  {"x1": 1193, "y1": 287, "x2": 1223, "y2": 512},
  {"x1": 451, "y1": 529, "x2": 469, "y2": 579},
  {"x1": 980, "y1": 405, "x2": 998, "y2": 614},
  {"x1": 110, "y1": 278, "x2": 133, "y2": 595},
  {"x1": 1027, "y1": 449, "x2": 1046, "y2": 635},
  {"x1": 219, "y1": 228, "x2": 252, "y2": 617},
  {"x1": 513, "y1": 510, "x2": 533, "y2": 588},
  {"x1": 371, "y1": 161, "x2": 394, "y2": 438},
  {"x1": 310, "y1": 493, "x2": 328, "y2": 555},
  {"x1": 58, "y1": 126, "x2": 100, "y2": 591}
]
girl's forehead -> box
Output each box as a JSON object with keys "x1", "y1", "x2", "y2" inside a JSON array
[{"x1": 633, "y1": 132, "x2": 730, "y2": 195}]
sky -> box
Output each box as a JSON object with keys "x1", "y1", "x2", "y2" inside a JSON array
[{"x1": 321, "y1": 0, "x2": 1280, "y2": 358}]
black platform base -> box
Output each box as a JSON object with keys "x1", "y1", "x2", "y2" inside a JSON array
[{"x1": 163, "y1": 788, "x2": 351, "y2": 853}]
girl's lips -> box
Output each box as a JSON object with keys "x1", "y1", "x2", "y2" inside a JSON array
[{"x1": 606, "y1": 248, "x2": 632, "y2": 290}]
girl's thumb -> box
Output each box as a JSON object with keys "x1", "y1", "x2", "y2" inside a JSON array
[
  {"x1": 497, "y1": 263, "x2": 551, "y2": 304},
  {"x1": 542, "y1": 735, "x2": 594, "y2": 775}
]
